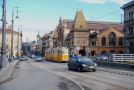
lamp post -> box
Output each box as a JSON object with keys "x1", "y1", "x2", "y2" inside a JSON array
[
  {"x1": 17, "y1": 25, "x2": 21, "y2": 58},
  {"x1": 0, "y1": 0, "x2": 7, "y2": 69},
  {"x1": 10, "y1": 7, "x2": 19, "y2": 62}
]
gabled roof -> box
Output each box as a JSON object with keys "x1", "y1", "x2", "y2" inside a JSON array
[
  {"x1": 58, "y1": 18, "x2": 123, "y2": 31},
  {"x1": 73, "y1": 10, "x2": 87, "y2": 30},
  {"x1": 57, "y1": 19, "x2": 73, "y2": 29},
  {"x1": 87, "y1": 21, "x2": 123, "y2": 32},
  {"x1": 0, "y1": 29, "x2": 19, "y2": 34}
]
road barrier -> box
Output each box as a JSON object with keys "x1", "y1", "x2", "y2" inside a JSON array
[
  {"x1": 112, "y1": 54, "x2": 134, "y2": 62},
  {"x1": 94, "y1": 60, "x2": 134, "y2": 70},
  {"x1": 0, "y1": 60, "x2": 19, "y2": 83}
]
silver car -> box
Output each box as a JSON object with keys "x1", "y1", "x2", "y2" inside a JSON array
[
  {"x1": 35, "y1": 56, "x2": 43, "y2": 62},
  {"x1": 20, "y1": 56, "x2": 28, "y2": 61}
]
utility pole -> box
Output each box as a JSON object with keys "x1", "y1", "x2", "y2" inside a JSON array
[
  {"x1": 25, "y1": 38, "x2": 28, "y2": 56},
  {"x1": 0, "y1": 0, "x2": 7, "y2": 69},
  {"x1": 10, "y1": 7, "x2": 19, "y2": 62},
  {"x1": 17, "y1": 27, "x2": 20, "y2": 58}
]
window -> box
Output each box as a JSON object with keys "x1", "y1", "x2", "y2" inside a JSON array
[
  {"x1": 118, "y1": 37, "x2": 123, "y2": 46},
  {"x1": 128, "y1": 26, "x2": 133, "y2": 35},
  {"x1": 91, "y1": 42, "x2": 96, "y2": 46},
  {"x1": 129, "y1": 12, "x2": 134, "y2": 20},
  {"x1": 129, "y1": 42, "x2": 134, "y2": 54},
  {"x1": 101, "y1": 37, "x2": 106, "y2": 46},
  {"x1": 109, "y1": 32, "x2": 116, "y2": 46}
]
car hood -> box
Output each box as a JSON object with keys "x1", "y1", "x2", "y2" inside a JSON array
[{"x1": 79, "y1": 61, "x2": 95, "y2": 66}]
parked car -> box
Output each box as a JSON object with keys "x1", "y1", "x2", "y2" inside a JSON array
[
  {"x1": 35, "y1": 56, "x2": 43, "y2": 62},
  {"x1": 20, "y1": 56, "x2": 28, "y2": 61},
  {"x1": 68, "y1": 56, "x2": 97, "y2": 72},
  {"x1": 96, "y1": 55, "x2": 109, "y2": 61},
  {"x1": 31, "y1": 54, "x2": 35, "y2": 59}
]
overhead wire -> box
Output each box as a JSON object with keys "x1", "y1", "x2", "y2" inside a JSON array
[{"x1": 93, "y1": 9, "x2": 122, "y2": 20}]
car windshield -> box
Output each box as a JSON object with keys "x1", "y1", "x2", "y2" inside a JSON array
[
  {"x1": 78, "y1": 56, "x2": 92, "y2": 62},
  {"x1": 22, "y1": 56, "x2": 26, "y2": 58},
  {"x1": 36, "y1": 56, "x2": 41, "y2": 58}
]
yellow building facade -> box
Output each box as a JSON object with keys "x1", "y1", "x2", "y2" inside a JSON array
[{"x1": 89, "y1": 27, "x2": 124, "y2": 56}]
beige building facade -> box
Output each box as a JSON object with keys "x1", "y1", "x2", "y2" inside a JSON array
[
  {"x1": 42, "y1": 10, "x2": 124, "y2": 56},
  {"x1": 0, "y1": 26, "x2": 22, "y2": 57},
  {"x1": 65, "y1": 10, "x2": 124, "y2": 55},
  {"x1": 65, "y1": 11, "x2": 89, "y2": 54}
]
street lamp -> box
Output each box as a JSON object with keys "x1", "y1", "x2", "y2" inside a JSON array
[
  {"x1": 0, "y1": 0, "x2": 7, "y2": 69},
  {"x1": 17, "y1": 25, "x2": 22, "y2": 58},
  {"x1": 10, "y1": 7, "x2": 20, "y2": 62}
]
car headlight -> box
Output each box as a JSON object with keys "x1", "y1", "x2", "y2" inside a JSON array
[
  {"x1": 94, "y1": 63, "x2": 97, "y2": 66},
  {"x1": 82, "y1": 64, "x2": 87, "y2": 67}
]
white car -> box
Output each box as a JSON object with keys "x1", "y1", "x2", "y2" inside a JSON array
[
  {"x1": 31, "y1": 54, "x2": 35, "y2": 59},
  {"x1": 35, "y1": 56, "x2": 43, "y2": 62},
  {"x1": 20, "y1": 56, "x2": 28, "y2": 61},
  {"x1": 96, "y1": 55, "x2": 109, "y2": 61}
]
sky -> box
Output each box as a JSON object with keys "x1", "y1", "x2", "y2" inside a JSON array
[{"x1": 0, "y1": 0, "x2": 133, "y2": 42}]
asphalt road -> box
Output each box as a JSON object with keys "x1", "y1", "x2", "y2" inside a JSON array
[
  {"x1": 0, "y1": 60, "x2": 81, "y2": 90},
  {"x1": 30, "y1": 59, "x2": 134, "y2": 90}
]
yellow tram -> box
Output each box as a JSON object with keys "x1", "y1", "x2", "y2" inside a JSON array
[{"x1": 45, "y1": 47, "x2": 69, "y2": 62}]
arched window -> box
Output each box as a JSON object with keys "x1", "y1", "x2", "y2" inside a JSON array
[
  {"x1": 109, "y1": 32, "x2": 116, "y2": 46},
  {"x1": 102, "y1": 37, "x2": 106, "y2": 46},
  {"x1": 129, "y1": 42, "x2": 134, "y2": 54}
]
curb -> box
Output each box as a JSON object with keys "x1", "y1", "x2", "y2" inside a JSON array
[
  {"x1": 0, "y1": 60, "x2": 19, "y2": 83},
  {"x1": 44, "y1": 70, "x2": 85, "y2": 90}
]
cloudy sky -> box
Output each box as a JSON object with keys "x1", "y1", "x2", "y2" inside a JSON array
[{"x1": 0, "y1": 0, "x2": 133, "y2": 42}]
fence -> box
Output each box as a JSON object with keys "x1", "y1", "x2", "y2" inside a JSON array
[{"x1": 112, "y1": 54, "x2": 134, "y2": 62}]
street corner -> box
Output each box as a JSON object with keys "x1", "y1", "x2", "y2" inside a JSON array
[{"x1": 58, "y1": 77, "x2": 84, "y2": 90}]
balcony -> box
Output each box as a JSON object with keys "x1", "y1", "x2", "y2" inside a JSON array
[
  {"x1": 124, "y1": 19, "x2": 134, "y2": 25},
  {"x1": 89, "y1": 38, "x2": 98, "y2": 41},
  {"x1": 125, "y1": 34, "x2": 134, "y2": 39}
]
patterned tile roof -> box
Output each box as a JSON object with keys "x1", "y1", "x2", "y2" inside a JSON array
[{"x1": 61, "y1": 19, "x2": 123, "y2": 32}]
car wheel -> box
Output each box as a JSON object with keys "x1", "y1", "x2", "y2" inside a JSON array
[
  {"x1": 68, "y1": 64, "x2": 72, "y2": 70},
  {"x1": 92, "y1": 69, "x2": 96, "y2": 72},
  {"x1": 77, "y1": 66, "x2": 82, "y2": 72}
]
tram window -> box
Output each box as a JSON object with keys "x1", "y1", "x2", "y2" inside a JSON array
[
  {"x1": 58, "y1": 50, "x2": 60, "y2": 54},
  {"x1": 61, "y1": 51, "x2": 64, "y2": 54}
]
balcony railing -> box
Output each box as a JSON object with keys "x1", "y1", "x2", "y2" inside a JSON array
[
  {"x1": 124, "y1": 19, "x2": 134, "y2": 24},
  {"x1": 126, "y1": 34, "x2": 134, "y2": 39}
]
